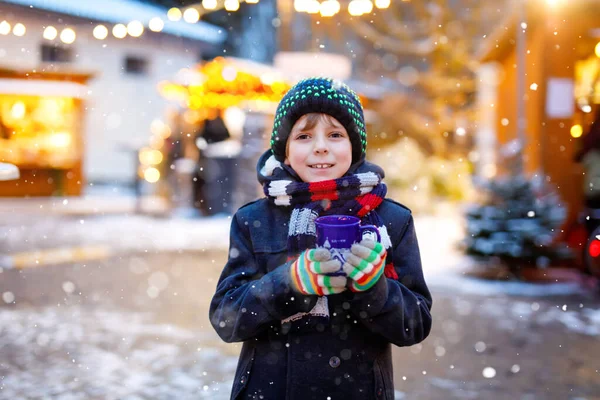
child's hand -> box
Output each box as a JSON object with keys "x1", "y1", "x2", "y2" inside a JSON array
[
  {"x1": 342, "y1": 239, "x2": 387, "y2": 292},
  {"x1": 290, "y1": 248, "x2": 347, "y2": 295}
]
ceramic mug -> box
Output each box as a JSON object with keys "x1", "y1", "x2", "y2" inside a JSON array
[{"x1": 315, "y1": 215, "x2": 380, "y2": 275}]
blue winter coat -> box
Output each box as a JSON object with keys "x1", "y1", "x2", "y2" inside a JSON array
[{"x1": 209, "y1": 198, "x2": 432, "y2": 400}]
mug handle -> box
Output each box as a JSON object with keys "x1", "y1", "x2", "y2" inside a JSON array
[{"x1": 359, "y1": 225, "x2": 381, "y2": 243}]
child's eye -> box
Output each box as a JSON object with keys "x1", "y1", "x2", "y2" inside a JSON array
[
  {"x1": 295, "y1": 133, "x2": 310, "y2": 140},
  {"x1": 330, "y1": 131, "x2": 345, "y2": 138}
]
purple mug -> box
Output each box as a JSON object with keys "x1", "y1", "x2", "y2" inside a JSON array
[{"x1": 315, "y1": 215, "x2": 381, "y2": 275}]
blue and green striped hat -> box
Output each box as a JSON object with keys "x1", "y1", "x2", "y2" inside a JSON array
[{"x1": 270, "y1": 77, "x2": 367, "y2": 163}]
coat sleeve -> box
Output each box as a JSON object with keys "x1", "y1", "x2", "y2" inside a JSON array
[
  {"x1": 209, "y1": 214, "x2": 318, "y2": 343},
  {"x1": 345, "y1": 214, "x2": 432, "y2": 347}
]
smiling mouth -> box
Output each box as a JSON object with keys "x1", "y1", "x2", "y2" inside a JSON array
[{"x1": 309, "y1": 164, "x2": 334, "y2": 169}]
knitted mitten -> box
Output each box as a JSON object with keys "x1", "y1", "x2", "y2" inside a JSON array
[
  {"x1": 290, "y1": 248, "x2": 346, "y2": 295},
  {"x1": 342, "y1": 240, "x2": 387, "y2": 292}
]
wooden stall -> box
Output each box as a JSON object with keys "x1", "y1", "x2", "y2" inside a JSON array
[{"x1": 0, "y1": 67, "x2": 93, "y2": 196}]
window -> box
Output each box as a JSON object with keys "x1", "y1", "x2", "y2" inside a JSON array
[
  {"x1": 40, "y1": 44, "x2": 73, "y2": 63},
  {"x1": 124, "y1": 56, "x2": 149, "y2": 75}
]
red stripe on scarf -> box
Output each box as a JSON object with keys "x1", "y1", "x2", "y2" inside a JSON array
[
  {"x1": 312, "y1": 191, "x2": 339, "y2": 202},
  {"x1": 384, "y1": 263, "x2": 398, "y2": 279},
  {"x1": 309, "y1": 180, "x2": 339, "y2": 201},
  {"x1": 309, "y1": 180, "x2": 337, "y2": 193},
  {"x1": 357, "y1": 193, "x2": 383, "y2": 217}
]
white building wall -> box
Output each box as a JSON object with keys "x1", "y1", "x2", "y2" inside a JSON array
[{"x1": 0, "y1": 6, "x2": 204, "y2": 184}]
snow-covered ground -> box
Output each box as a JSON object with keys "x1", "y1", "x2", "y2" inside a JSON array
[
  {"x1": 0, "y1": 306, "x2": 236, "y2": 400},
  {"x1": 1, "y1": 199, "x2": 600, "y2": 399}
]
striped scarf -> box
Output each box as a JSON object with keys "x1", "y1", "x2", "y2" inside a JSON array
[{"x1": 258, "y1": 152, "x2": 397, "y2": 280}]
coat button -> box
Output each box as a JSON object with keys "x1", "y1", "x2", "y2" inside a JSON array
[{"x1": 329, "y1": 356, "x2": 341, "y2": 368}]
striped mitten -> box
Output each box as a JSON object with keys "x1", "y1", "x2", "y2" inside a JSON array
[
  {"x1": 342, "y1": 240, "x2": 387, "y2": 292},
  {"x1": 290, "y1": 248, "x2": 347, "y2": 295}
]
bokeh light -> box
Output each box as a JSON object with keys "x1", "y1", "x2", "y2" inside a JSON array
[
  {"x1": 112, "y1": 24, "x2": 127, "y2": 39},
  {"x1": 60, "y1": 28, "x2": 76, "y2": 44},
  {"x1": 43, "y1": 26, "x2": 57, "y2": 40},
  {"x1": 93, "y1": 25, "x2": 108, "y2": 40}
]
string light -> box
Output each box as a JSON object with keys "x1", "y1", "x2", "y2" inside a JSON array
[
  {"x1": 183, "y1": 8, "x2": 200, "y2": 23},
  {"x1": 93, "y1": 25, "x2": 108, "y2": 40},
  {"x1": 127, "y1": 20, "x2": 144, "y2": 37},
  {"x1": 320, "y1": 0, "x2": 340, "y2": 17},
  {"x1": 112, "y1": 24, "x2": 127, "y2": 39},
  {"x1": 305, "y1": 0, "x2": 320, "y2": 14},
  {"x1": 596, "y1": 42, "x2": 600, "y2": 58},
  {"x1": 348, "y1": 0, "x2": 364, "y2": 16},
  {"x1": 167, "y1": 7, "x2": 182, "y2": 21},
  {"x1": 60, "y1": 28, "x2": 76, "y2": 44},
  {"x1": 224, "y1": 0, "x2": 240, "y2": 11},
  {"x1": 43, "y1": 26, "x2": 57, "y2": 40},
  {"x1": 0, "y1": 21, "x2": 10, "y2": 35},
  {"x1": 571, "y1": 124, "x2": 583, "y2": 138},
  {"x1": 149, "y1": 17, "x2": 164, "y2": 32},
  {"x1": 194, "y1": 0, "x2": 387, "y2": 15},
  {"x1": 144, "y1": 167, "x2": 160, "y2": 183},
  {"x1": 294, "y1": 0, "x2": 309, "y2": 12},
  {"x1": 361, "y1": 0, "x2": 373, "y2": 13},
  {"x1": 12, "y1": 23, "x2": 26, "y2": 36},
  {"x1": 202, "y1": 0, "x2": 217, "y2": 10}
]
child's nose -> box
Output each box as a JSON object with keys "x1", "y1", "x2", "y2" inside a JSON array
[{"x1": 313, "y1": 135, "x2": 328, "y2": 154}]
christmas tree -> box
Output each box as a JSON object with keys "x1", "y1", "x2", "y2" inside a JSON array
[{"x1": 463, "y1": 155, "x2": 573, "y2": 273}]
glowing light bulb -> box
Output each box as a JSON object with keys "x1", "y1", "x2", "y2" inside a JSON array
[
  {"x1": 60, "y1": 28, "x2": 76, "y2": 44},
  {"x1": 149, "y1": 17, "x2": 164, "y2": 32},
  {"x1": 167, "y1": 7, "x2": 182, "y2": 21},
  {"x1": 571, "y1": 124, "x2": 583, "y2": 138},
  {"x1": 43, "y1": 26, "x2": 57, "y2": 40},
  {"x1": 375, "y1": 0, "x2": 390, "y2": 8},
  {"x1": 294, "y1": 0, "x2": 308, "y2": 12},
  {"x1": 0, "y1": 21, "x2": 11, "y2": 35},
  {"x1": 93, "y1": 25, "x2": 108, "y2": 40},
  {"x1": 202, "y1": 0, "x2": 217, "y2": 10},
  {"x1": 184, "y1": 8, "x2": 200, "y2": 23},
  {"x1": 224, "y1": 0, "x2": 240, "y2": 11},
  {"x1": 320, "y1": 0, "x2": 341, "y2": 17},
  {"x1": 127, "y1": 20, "x2": 144, "y2": 37},
  {"x1": 306, "y1": 0, "x2": 320, "y2": 13},
  {"x1": 348, "y1": 0, "x2": 363, "y2": 16},
  {"x1": 12, "y1": 23, "x2": 26, "y2": 36},
  {"x1": 113, "y1": 24, "x2": 127, "y2": 39},
  {"x1": 144, "y1": 167, "x2": 160, "y2": 183}
]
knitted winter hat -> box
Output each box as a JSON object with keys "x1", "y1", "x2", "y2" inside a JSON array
[{"x1": 270, "y1": 77, "x2": 367, "y2": 163}]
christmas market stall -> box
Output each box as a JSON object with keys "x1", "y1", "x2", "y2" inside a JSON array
[
  {"x1": 477, "y1": 0, "x2": 600, "y2": 225},
  {"x1": 0, "y1": 67, "x2": 93, "y2": 196},
  {"x1": 156, "y1": 56, "x2": 292, "y2": 214}
]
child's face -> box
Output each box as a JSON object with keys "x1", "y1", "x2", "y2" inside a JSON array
[{"x1": 284, "y1": 113, "x2": 352, "y2": 182}]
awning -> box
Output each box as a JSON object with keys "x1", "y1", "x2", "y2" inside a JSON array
[{"x1": 0, "y1": 78, "x2": 88, "y2": 98}]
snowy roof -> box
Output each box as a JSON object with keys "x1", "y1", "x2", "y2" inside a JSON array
[{"x1": 0, "y1": 0, "x2": 226, "y2": 44}]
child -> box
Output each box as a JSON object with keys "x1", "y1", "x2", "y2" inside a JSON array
[{"x1": 209, "y1": 77, "x2": 432, "y2": 400}]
